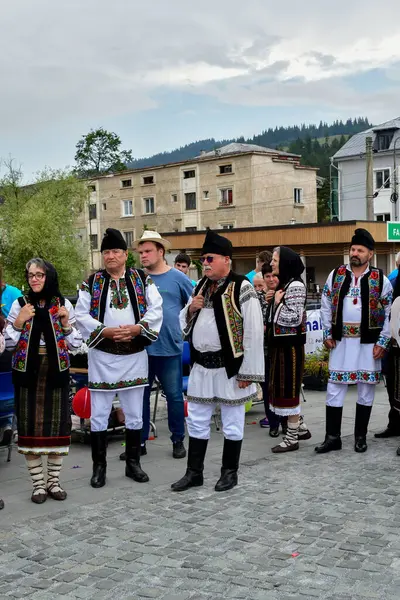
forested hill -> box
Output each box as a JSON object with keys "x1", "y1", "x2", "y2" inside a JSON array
[{"x1": 129, "y1": 117, "x2": 370, "y2": 169}]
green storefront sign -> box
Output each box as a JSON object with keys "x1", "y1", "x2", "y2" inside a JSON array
[{"x1": 387, "y1": 222, "x2": 400, "y2": 242}]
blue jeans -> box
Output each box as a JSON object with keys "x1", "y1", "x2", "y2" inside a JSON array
[{"x1": 142, "y1": 354, "x2": 185, "y2": 444}]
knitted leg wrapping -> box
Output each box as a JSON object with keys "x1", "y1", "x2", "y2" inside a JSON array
[
  {"x1": 47, "y1": 456, "x2": 64, "y2": 493},
  {"x1": 26, "y1": 457, "x2": 46, "y2": 496},
  {"x1": 277, "y1": 420, "x2": 299, "y2": 448}
]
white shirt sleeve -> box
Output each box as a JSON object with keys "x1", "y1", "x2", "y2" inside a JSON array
[
  {"x1": 137, "y1": 276, "x2": 163, "y2": 341},
  {"x1": 321, "y1": 270, "x2": 334, "y2": 341},
  {"x1": 237, "y1": 281, "x2": 265, "y2": 383}
]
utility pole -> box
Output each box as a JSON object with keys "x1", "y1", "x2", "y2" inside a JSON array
[
  {"x1": 392, "y1": 136, "x2": 400, "y2": 220},
  {"x1": 365, "y1": 136, "x2": 374, "y2": 220}
]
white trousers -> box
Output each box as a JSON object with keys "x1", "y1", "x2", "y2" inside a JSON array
[
  {"x1": 187, "y1": 402, "x2": 245, "y2": 441},
  {"x1": 326, "y1": 382, "x2": 375, "y2": 408},
  {"x1": 90, "y1": 387, "x2": 145, "y2": 432}
]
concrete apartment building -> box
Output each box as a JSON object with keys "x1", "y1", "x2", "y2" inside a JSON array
[
  {"x1": 81, "y1": 142, "x2": 318, "y2": 269},
  {"x1": 332, "y1": 117, "x2": 400, "y2": 223}
]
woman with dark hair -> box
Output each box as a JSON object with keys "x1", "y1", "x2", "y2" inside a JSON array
[
  {"x1": 267, "y1": 246, "x2": 311, "y2": 453},
  {"x1": 5, "y1": 258, "x2": 82, "y2": 503}
]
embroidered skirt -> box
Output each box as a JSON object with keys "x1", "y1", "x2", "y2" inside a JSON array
[
  {"x1": 269, "y1": 345, "x2": 304, "y2": 416},
  {"x1": 14, "y1": 356, "x2": 71, "y2": 455}
]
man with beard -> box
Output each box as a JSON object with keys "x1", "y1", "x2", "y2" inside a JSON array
[{"x1": 315, "y1": 228, "x2": 392, "y2": 454}]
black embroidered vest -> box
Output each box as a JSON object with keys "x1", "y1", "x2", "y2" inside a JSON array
[
  {"x1": 189, "y1": 271, "x2": 247, "y2": 379},
  {"x1": 331, "y1": 265, "x2": 384, "y2": 344}
]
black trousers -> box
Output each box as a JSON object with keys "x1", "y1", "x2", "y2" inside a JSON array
[{"x1": 383, "y1": 348, "x2": 400, "y2": 432}]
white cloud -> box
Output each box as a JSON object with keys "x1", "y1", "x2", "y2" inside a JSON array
[{"x1": 2, "y1": 0, "x2": 400, "y2": 170}]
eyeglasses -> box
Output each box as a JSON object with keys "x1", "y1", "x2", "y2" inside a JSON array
[
  {"x1": 200, "y1": 256, "x2": 214, "y2": 264},
  {"x1": 27, "y1": 272, "x2": 45, "y2": 281}
]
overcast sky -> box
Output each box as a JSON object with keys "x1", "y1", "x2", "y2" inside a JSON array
[{"x1": 2, "y1": 0, "x2": 400, "y2": 178}]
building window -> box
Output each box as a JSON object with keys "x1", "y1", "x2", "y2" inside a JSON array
[
  {"x1": 185, "y1": 227, "x2": 197, "y2": 232},
  {"x1": 121, "y1": 178, "x2": 132, "y2": 188},
  {"x1": 123, "y1": 200, "x2": 133, "y2": 216},
  {"x1": 221, "y1": 223, "x2": 234, "y2": 230},
  {"x1": 185, "y1": 192, "x2": 196, "y2": 210},
  {"x1": 377, "y1": 134, "x2": 392, "y2": 151},
  {"x1": 183, "y1": 169, "x2": 196, "y2": 179},
  {"x1": 144, "y1": 197, "x2": 155, "y2": 214},
  {"x1": 89, "y1": 204, "x2": 97, "y2": 220},
  {"x1": 142, "y1": 175, "x2": 154, "y2": 185},
  {"x1": 376, "y1": 213, "x2": 391, "y2": 222},
  {"x1": 90, "y1": 234, "x2": 98, "y2": 250},
  {"x1": 375, "y1": 169, "x2": 391, "y2": 189},
  {"x1": 102, "y1": 203, "x2": 107, "y2": 210},
  {"x1": 203, "y1": 190, "x2": 209, "y2": 199},
  {"x1": 294, "y1": 188, "x2": 303, "y2": 204},
  {"x1": 88, "y1": 184, "x2": 96, "y2": 193},
  {"x1": 219, "y1": 188, "x2": 233, "y2": 205},
  {"x1": 219, "y1": 164, "x2": 232, "y2": 174},
  {"x1": 124, "y1": 231, "x2": 133, "y2": 247},
  {"x1": 171, "y1": 194, "x2": 178, "y2": 203}
]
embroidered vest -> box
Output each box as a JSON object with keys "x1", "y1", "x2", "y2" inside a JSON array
[
  {"x1": 331, "y1": 265, "x2": 384, "y2": 344},
  {"x1": 269, "y1": 279, "x2": 307, "y2": 348},
  {"x1": 83, "y1": 268, "x2": 150, "y2": 353},
  {"x1": 189, "y1": 272, "x2": 246, "y2": 379},
  {"x1": 12, "y1": 296, "x2": 70, "y2": 387}
]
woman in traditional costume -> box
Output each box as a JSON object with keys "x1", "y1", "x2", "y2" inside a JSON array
[
  {"x1": 268, "y1": 246, "x2": 311, "y2": 453},
  {"x1": 5, "y1": 258, "x2": 82, "y2": 503}
]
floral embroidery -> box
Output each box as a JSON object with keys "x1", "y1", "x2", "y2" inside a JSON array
[
  {"x1": 12, "y1": 297, "x2": 70, "y2": 372},
  {"x1": 368, "y1": 269, "x2": 386, "y2": 330},
  {"x1": 87, "y1": 324, "x2": 105, "y2": 348},
  {"x1": 329, "y1": 370, "x2": 381, "y2": 384},
  {"x1": 331, "y1": 266, "x2": 347, "y2": 324},
  {"x1": 342, "y1": 323, "x2": 361, "y2": 337},
  {"x1": 322, "y1": 283, "x2": 331, "y2": 298},
  {"x1": 323, "y1": 328, "x2": 332, "y2": 341},
  {"x1": 222, "y1": 282, "x2": 243, "y2": 357},
  {"x1": 88, "y1": 377, "x2": 148, "y2": 390},
  {"x1": 89, "y1": 271, "x2": 106, "y2": 320},
  {"x1": 109, "y1": 279, "x2": 129, "y2": 310},
  {"x1": 377, "y1": 334, "x2": 391, "y2": 351}
]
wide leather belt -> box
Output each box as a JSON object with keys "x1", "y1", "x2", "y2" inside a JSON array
[{"x1": 193, "y1": 349, "x2": 225, "y2": 369}]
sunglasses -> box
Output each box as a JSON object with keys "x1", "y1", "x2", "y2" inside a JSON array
[{"x1": 200, "y1": 256, "x2": 214, "y2": 264}]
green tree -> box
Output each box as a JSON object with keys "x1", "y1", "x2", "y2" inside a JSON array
[
  {"x1": 126, "y1": 251, "x2": 136, "y2": 268},
  {"x1": 0, "y1": 161, "x2": 88, "y2": 293},
  {"x1": 74, "y1": 128, "x2": 133, "y2": 176}
]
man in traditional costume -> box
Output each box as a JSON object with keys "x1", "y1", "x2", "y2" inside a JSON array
[
  {"x1": 75, "y1": 228, "x2": 163, "y2": 488},
  {"x1": 171, "y1": 230, "x2": 264, "y2": 493},
  {"x1": 315, "y1": 228, "x2": 392, "y2": 454}
]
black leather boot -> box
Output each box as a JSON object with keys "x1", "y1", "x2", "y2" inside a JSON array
[
  {"x1": 171, "y1": 437, "x2": 208, "y2": 492},
  {"x1": 90, "y1": 431, "x2": 107, "y2": 488},
  {"x1": 125, "y1": 429, "x2": 149, "y2": 482},
  {"x1": 315, "y1": 406, "x2": 343, "y2": 454},
  {"x1": 215, "y1": 439, "x2": 242, "y2": 492},
  {"x1": 354, "y1": 403, "x2": 372, "y2": 453}
]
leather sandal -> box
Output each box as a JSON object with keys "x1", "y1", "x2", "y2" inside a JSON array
[
  {"x1": 31, "y1": 491, "x2": 47, "y2": 504},
  {"x1": 47, "y1": 486, "x2": 67, "y2": 501}
]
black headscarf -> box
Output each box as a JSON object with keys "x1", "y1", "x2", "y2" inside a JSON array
[
  {"x1": 276, "y1": 246, "x2": 304, "y2": 289},
  {"x1": 25, "y1": 260, "x2": 63, "y2": 306}
]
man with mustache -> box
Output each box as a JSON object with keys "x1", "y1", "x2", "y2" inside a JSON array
[
  {"x1": 171, "y1": 230, "x2": 264, "y2": 492},
  {"x1": 315, "y1": 228, "x2": 392, "y2": 455}
]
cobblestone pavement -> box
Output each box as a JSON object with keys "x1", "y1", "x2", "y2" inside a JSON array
[{"x1": 1, "y1": 387, "x2": 400, "y2": 599}]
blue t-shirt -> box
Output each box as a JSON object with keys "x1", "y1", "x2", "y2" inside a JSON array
[
  {"x1": 388, "y1": 268, "x2": 398, "y2": 288},
  {"x1": 147, "y1": 269, "x2": 193, "y2": 356},
  {"x1": 1, "y1": 284, "x2": 22, "y2": 318},
  {"x1": 245, "y1": 269, "x2": 257, "y2": 284}
]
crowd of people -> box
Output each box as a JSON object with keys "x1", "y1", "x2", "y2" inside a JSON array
[{"x1": 0, "y1": 225, "x2": 399, "y2": 509}]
